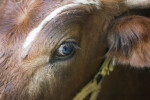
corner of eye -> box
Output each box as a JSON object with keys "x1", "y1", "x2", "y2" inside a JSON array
[{"x1": 73, "y1": 44, "x2": 81, "y2": 50}]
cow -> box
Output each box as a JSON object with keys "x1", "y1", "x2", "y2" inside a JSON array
[{"x1": 0, "y1": 0, "x2": 150, "y2": 100}]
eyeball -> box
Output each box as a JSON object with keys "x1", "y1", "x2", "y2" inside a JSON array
[{"x1": 55, "y1": 42, "x2": 80, "y2": 59}]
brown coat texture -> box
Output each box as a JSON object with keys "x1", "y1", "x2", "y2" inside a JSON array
[{"x1": 0, "y1": 0, "x2": 150, "y2": 100}]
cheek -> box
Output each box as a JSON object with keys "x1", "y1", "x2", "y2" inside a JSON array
[
  {"x1": 26, "y1": 14, "x2": 108, "y2": 99},
  {"x1": 27, "y1": 65, "x2": 55, "y2": 99},
  {"x1": 27, "y1": 61, "x2": 86, "y2": 100},
  {"x1": 27, "y1": 52, "x2": 103, "y2": 100},
  {"x1": 26, "y1": 42, "x2": 106, "y2": 100}
]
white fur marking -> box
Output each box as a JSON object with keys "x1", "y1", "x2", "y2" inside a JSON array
[
  {"x1": 125, "y1": 0, "x2": 149, "y2": 8},
  {"x1": 23, "y1": 1, "x2": 101, "y2": 54},
  {"x1": 29, "y1": 0, "x2": 36, "y2": 6},
  {"x1": 23, "y1": 4, "x2": 79, "y2": 49},
  {"x1": 74, "y1": 0, "x2": 100, "y2": 9}
]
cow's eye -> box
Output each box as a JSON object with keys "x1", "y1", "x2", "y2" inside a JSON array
[{"x1": 54, "y1": 41, "x2": 80, "y2": 60}]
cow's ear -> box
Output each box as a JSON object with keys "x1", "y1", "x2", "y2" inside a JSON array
[{"x1": 107, "y1": 15, "x2": 150, "y2": 68}]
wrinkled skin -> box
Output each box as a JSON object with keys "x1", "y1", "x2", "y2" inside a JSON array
[{"x1": 0, "y1": 0, "x2": 150, "y2": 100}]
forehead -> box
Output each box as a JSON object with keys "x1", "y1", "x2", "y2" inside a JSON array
[
  {"x1": 0, "y1": 0, "x2": 100, "y2": 34},
  {"x1": 0, "y1": 0, "x2": 100, "y2": 56},
  {"x1": 0, "y1": 0, "x2": 100, "y2": 19}
]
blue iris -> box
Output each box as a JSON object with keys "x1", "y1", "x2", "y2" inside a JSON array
[
  {"x1": 52, "y1": 42, "x2": 80, "y2": 62},
  {"x1": 62, "y1": 45, "x2": 74, "y2": 55}
]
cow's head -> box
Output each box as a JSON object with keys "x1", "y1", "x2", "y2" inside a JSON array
[{"x1": 0, "y1": 0, "x2": 150, "y2": 100}]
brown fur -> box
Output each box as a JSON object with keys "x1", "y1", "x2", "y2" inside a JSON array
[
  {"x1": 0, "y1": 0, "x2": 150, "y2": 100},
  {"x1": 107, "y1": 15, "x2": 150, "y2": 67},
  {"x1": 0, "y1": 0, "x2": 107, "y2": 99}
]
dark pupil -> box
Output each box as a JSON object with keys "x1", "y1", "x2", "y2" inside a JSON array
[{"x1": 62, "y1": 45, "x2": 73, "y2": 55}]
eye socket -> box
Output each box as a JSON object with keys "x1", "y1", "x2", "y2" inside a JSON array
[{"x1": 53, "y1": 41, "x2": 80, "y2": 61}]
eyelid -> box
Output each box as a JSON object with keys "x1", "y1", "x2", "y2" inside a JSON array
[
  {"x1": 50, "y1": 40, "x2": 80, "y2": 63},
  {"x1": 61, "y1": 39, "x2": 80, "y2": 49},
  {"x1": 62, "y1": 41, "x2": 81, "y2": 50}
]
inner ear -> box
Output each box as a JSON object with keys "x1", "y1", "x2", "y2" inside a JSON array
[{"x1": 106, "y1": 15, "x2": 150, "y2": 68}]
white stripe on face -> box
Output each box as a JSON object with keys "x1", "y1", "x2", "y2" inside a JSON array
[
  {"x1": 22, "y1": 1, "x2": 101, "y2": 56},
  {"x1": 125, "y1": 0, "x2": 150, "y2": 8},
  {"x1": 23, "y1": 3, "x2": 79, "y2": 49},
  {"x1": 74, "y1": 0, "x2": 100, "y2": 9}
]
